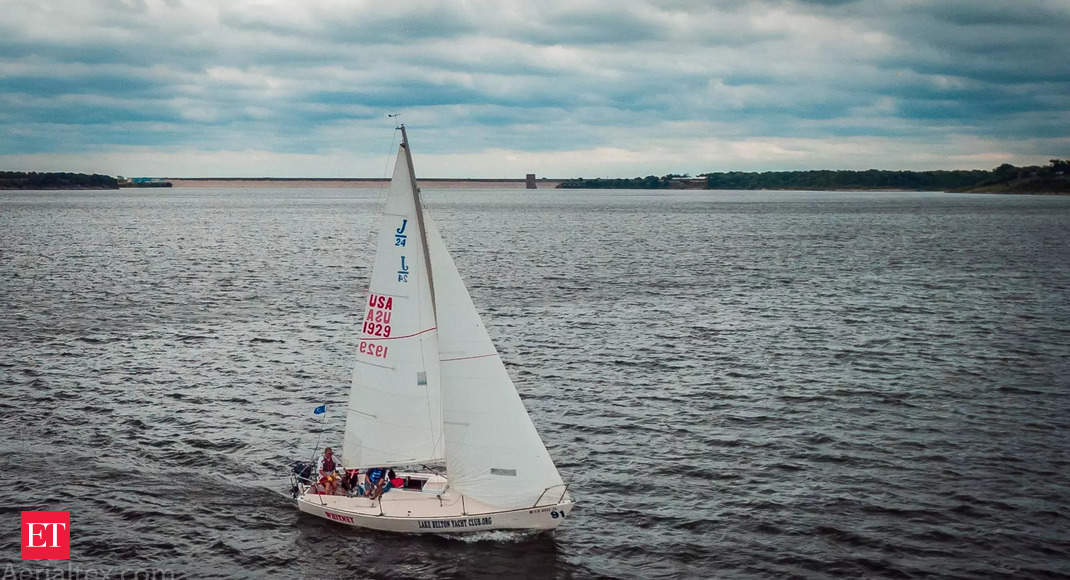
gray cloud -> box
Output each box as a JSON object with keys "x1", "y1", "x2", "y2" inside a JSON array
[{"x1": 0, "y1": 0, "x2": 1067, "y2": 176}]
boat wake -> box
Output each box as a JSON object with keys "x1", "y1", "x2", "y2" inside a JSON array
[{"x1": 439, "y1": 529, "x2": 544, "y2": 543}]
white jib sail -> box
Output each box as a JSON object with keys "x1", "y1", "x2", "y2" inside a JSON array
[
  {"x1": 342, "y1": 140, "x2": 443, "y2": 469},
  {"x1": 426, "y1": 217, "x2": 565, "y2": 509}
]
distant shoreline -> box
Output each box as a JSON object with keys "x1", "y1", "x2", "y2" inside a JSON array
[
  {"x1": 4, "y1": 162, "x2": 1066, "y2": 193},
  {"x1": 167, "y1": 177, "x2": 565, "y2": 189}
]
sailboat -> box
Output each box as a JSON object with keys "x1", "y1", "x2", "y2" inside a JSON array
[{"x1": 293, "y1": 126, "x2": 573, "y2": 533}]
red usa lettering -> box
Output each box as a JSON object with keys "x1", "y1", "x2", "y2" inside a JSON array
[
  {"x1": 368, "y1": 294, "x2": 393, "y2": 310},
  {"x1": 366, "y1": 308, "x2": 392, "y2": 324}
]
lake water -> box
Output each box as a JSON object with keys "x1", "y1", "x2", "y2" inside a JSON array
[{"x1": 1, "y1": 188, "x2": 1069, "y2": 578}]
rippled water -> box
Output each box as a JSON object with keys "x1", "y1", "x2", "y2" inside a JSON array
[{"x1": 2, "y1": 188, "x2": 1069, "y2": 578}]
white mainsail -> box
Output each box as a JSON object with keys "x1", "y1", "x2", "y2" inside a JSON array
[
  {"x1": 426, "y1": 218, "x2": 566, "y2": 509},
  {"x1": 343, "y1": 126, "x2": 564, "y2": 510},
  {"x1": 342, "y1": 136, "x2": 443, "y2": 469}
]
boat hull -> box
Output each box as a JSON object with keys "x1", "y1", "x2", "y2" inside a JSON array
[{"x1": 296, "y1": 487, "x2": 573, "y2": 534}]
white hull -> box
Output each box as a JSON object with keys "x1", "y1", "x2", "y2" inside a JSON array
[{"x1": 295, "y1": 477, "x2": 573, "y2": 534}]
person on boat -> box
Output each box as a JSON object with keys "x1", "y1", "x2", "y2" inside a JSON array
[
  {"x1": 389, "y1": 469, "x2": 404, "y2": 491},
  {"x1": 365, "y1": 466, "x2": 387, "y2": 499},
  {"x1": 342, "y1": 468, "x2": 363, "y2": 496},
  {"x1": 325, "y1": 472, "x2": 344, "y2": 495},
  {"x1": 377, "y1": 468, "x2": 398, "y2": 497},
  {"x1": 317, "y1": 447, "x2": 337, "y2": 479},
  {"x1": 311, "y1": 471, "x2": 341, "y2": 495}
]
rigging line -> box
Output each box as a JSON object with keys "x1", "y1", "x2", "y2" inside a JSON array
[
  {"x1": 420, "y1": 325, "x2": 445, "y2": 464},
  {"x1": 421, "y1": 337, "x2": 444, "y2": 469},
  {"x1": 395, "y1": 125, "x2": 446, "y2": 466},
  {"x1": 357, "y1": 125, "x2": 402, "y2": 330},
  {"x1": 306, "y1": 406, "x2": 328, "y2": 486},
  {"x1": 399, "y1": 125, "x2": 437, "y2": 322},
  {"x1": 440, "y1": 353, "x2": 497, "y2": 363},
  {"x1": 382, "y1": 123, "x2": 401, "y2": 182},
  {"x1": 398, "y1": 129, "x2": 443, "y2": 464},
  {"x1": 371, "y1": 125, "x2": 400, "y2": 225},
  {"x1": 365, "y1": 124, "x2": 402, "y2": 270}
]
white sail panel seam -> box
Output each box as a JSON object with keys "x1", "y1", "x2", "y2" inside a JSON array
[
  {"x1": 440, "y1": 353, "x2": 497, "y2": 363},
  {"x1": 348, "y1": 408, "x2": 377, "y2": 418},
  {"x1": 360, "y1": 326, "x2": 436, "y2": 341},
  {"x1": 364, "y1": 292, "x2": 407, "y2": 299},
  {"x1": 355, "y1": 360, "x2": 394, "y2": 370}
]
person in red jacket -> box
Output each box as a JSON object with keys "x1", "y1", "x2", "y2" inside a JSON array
[{"x1": 389, "y1": 469, "x2": 404, "y2": 490}]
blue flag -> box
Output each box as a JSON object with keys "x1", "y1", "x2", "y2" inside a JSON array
[{"x1": 313, "y1": 404, "x2": 326, "y2": 415}]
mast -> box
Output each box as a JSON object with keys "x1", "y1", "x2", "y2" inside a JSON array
[
  {"x1": 342, "y1": 125, "x2": 445, "y2": 468},
  {"x1": 399, "y1": 124, "x2": 437, "y2": 321}
]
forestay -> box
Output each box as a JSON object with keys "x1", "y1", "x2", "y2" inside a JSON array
[
  {"x1": 342, "y1": 139, "x2": 444, "y2": 469},
  {"x1": 426, "y1": 218, "x2": 566, "y2": 509}
]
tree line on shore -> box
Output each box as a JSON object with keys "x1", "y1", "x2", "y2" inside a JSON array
[
  {"x1": 0, "y1": 171, "x2": 118, "y2": 189},
  {"x1": 557, "y1": 160, "x2": 1070, "y2": 192},
  {"x1": 5, "y1": 160, "x2": 1068, "y2": 192}
]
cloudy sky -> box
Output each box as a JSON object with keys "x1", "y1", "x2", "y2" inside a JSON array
[{"x1": 2, "y1": 0, "x2": 1068, "y2": 178}]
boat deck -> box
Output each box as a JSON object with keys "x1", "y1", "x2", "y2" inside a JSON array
[
  {"x1": 300, "y1": 487, "x2": 502, "y2": 518},
  {"x1": 294, "y1": 472, "x2": 573, "y2": 532}
]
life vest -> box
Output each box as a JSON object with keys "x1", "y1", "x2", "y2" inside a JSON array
[{"x1": 322, "y1": 455, "x2": 336, "y2": 472}]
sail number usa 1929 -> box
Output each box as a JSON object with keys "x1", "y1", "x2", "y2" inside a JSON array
[
  {"x1": 361, "y1": 294, "x2": 395, "y2": 359},
  {"x1": 358, "y1": 341, "x2": 388, "y2": 359},
  {"x1": 361, "y1": 317, "x2": 391, "y2": 338}
]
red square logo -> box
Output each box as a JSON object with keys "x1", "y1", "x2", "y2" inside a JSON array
[{"x1": 21, "y1": 511, "x2": 70, "y2": 559}]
